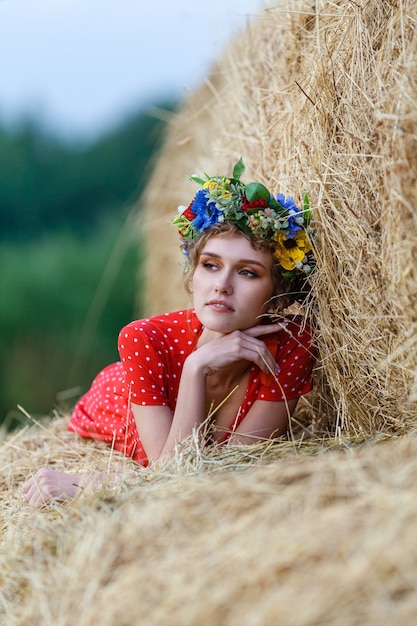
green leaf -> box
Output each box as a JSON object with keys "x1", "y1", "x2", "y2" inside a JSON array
[
  {"x1": 232, "y1": 157, "x2": 245, "y2": 180},
  {"x1": 282, "y1": 271, "x2": 296, "y2": 281},
  {"x1": 235, "y1": 216, "x2": 252, "y2": 234},
  {"x1": 190, "y1": 175, "x2": 206, "y2": 186},
  {"x1": 303, "y1": 193, "x2": 312, "y2": 222},
  {"x1": 268, "y1": 197, "x2": 286, "y2": 213},
  {"x1": 245, "y1": 182, "x2": 271, "y2": 203}
]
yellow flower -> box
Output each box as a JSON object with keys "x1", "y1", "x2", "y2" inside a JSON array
[
  {"x1": 203, "y1": 178, "x2": 231, "y2": 199},
  {"x1": 274, "y1": 230, "x2": 312, "y2": 271}
]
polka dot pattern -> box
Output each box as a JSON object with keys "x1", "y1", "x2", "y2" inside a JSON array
[
  {"x1": 67, "y1": 362, "x2": 148, "y2": 464},
  {"x1": 68, "y1": 310, "x2": 316, "y2": 464}
]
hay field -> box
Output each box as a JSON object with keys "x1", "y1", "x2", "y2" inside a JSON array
[
  {"x1": 2, "y1": 415, "x2": 417, "y2": 625},
  {"x1": 2, "y1": 0, "x2": 417, "y2": 623}
]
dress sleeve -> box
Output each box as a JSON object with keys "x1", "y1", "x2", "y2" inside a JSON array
[
  {"x1": 258, "y1": 321, "x2": 316, "y2": 402},
  {"x1": 118, "y1": 320, "x2": 169, "y2": 407}
]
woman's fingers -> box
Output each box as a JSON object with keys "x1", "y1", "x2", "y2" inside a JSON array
[
  {"x1": 23, "y1": 478, "x2": 49, "y2": 508},
  {"x1": 242, "y1": 324, "x2": 288, "y2": 372},
  {"x1": 244, "y1": 322, "x2": 288, "y2": 338},
  {"x1": 203, "y1": 331, "x2": 276, "y2": 374},
  {"x1": 240, "y1": 334, "x2": 276, "y2": 373},
  {"x1": 23, "y1": 468, "x2": 79, "y2": 507},
  {"x1": 194, "y1": 324, "x2": 283, "y2": 375}
]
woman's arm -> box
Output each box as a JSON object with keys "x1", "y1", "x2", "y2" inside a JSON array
[
  {"x1": 23, "y1": 323, "x2": 286, "y2": 506},
  {"x1": 133, "y1": 323, "x2": 284, "y2": 463},
  {"x1": 132, "y1": 356, "x2": 206, "y2": 462},
  {"x1": 226, "y1": 398, "x2": 298, "y2": 445}
]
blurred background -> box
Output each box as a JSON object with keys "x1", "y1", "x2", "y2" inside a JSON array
[{"x1": 0, "y1": 0, "x2": 264, "y2": 428}]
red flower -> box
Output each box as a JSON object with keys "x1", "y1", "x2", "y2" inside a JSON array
[
  {"x1": 183, "y1": 202, "x2": 196, "y2": 221},
  {"x1": 241, "y1": 196, "x2": 269, "y2": 212}
]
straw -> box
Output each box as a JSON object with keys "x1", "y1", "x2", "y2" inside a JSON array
[
  {"x1": 140, "y1": 0, "x2": 417, "y2": 436},
  {"x1": 2, "y1": 415, "x2": 417, "y2": 624},
  {"x1": 3, "y1": 2, "x2": 417, "y2": 623}
]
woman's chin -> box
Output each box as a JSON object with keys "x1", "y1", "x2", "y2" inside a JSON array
[{"x1": 199, "y1": 311, "x2": 255, "y2": 334}]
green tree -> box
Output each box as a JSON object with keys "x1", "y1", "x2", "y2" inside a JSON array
[
  {"x1": 0, "y1": 101, "x2": 176, "y2": 240},
  {"x1": 0, "y1": 100, "x2": 178, "y2": 427}
]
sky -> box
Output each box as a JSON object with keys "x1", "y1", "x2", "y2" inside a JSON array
[{"x1": 0, "y1": 0, "x2": 266, "y2": 141}]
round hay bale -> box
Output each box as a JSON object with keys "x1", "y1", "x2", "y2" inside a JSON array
[
  {"x1": 139, "y1": 0, "x2": 417, "y2": 436},
  {"x1": 6, "y1": 418, "x2": 417, "y2": 624}
]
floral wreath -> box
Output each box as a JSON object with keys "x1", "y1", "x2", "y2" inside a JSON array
[{"x1": 173, "y1": 158, "x2": 314, "y2": 280}]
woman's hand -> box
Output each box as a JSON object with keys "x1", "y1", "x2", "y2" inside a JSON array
[
  {"x1": 194, "y1": 322, "x2": 283, "y2": 377},
  {"x1": 23, "y1": 467, "x2": 82, "y2": 508},
  {"x1": 132, "y1": 323, "x2": 285, "y2": 464}
]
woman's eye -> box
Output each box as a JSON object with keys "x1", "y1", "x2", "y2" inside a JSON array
[
  {"x1": 202, "y1": 261, "x2": 218, "y2": 271},
  {"x1": 240, "y1": 269, "x2": 257, "y2": 278}
]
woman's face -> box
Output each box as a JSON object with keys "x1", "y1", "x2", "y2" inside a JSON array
[{"x1": 192, "y1": 233, "x2": 274, "y2": 333}]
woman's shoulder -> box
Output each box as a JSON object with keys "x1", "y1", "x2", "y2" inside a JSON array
[
  {"x1": 278, "y1": 316, "x2": 317, "y2": 365},
  {"x1": 119, "y1": 309, "x2": 201, "y2": 342}
]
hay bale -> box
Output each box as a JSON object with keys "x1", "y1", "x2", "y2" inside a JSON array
[
  {"x1": 4, "y1": 5, "x2": 417, "y2": 621},
  {"x1": 3, "y1": 416, "x2": 417, "y2": 624},
  {"x1": 140, "y1": 0, "x2": 417, "y2": 435}
]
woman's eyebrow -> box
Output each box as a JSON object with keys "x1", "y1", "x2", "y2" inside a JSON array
[{"x1": 201, "y1": 251, "x2": 267, "y2": 270}]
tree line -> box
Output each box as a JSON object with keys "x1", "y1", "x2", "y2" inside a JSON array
[
  {"x1": 0, "y1": 100, "x2": 176, "y2": 426},
  {"x1": 0, "y1": 103, "x2": 175, "y2": 241}
]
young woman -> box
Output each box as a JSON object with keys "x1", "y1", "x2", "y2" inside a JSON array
[{"x1": 23, "y1": 159, "x2": 316, "y2": 507}]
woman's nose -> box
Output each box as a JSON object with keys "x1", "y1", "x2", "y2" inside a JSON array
[{"x1": 214, "y1": 278, "x2": 233, "y2": 295}]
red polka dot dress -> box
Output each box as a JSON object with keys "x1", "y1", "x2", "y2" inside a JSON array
[{"x1": 68, "y1": 309, "x2": 316, "y2": 465}]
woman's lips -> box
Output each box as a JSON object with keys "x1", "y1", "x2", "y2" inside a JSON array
[{"x1": 207, "y1": 300, "x2": 235, "y2": 312}]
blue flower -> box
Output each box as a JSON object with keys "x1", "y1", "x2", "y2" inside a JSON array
[
  {"x1": 286, "y1": 215, "x2": 304, "y2": 238},
  {"x1": 276, "y1": 194, "x2": 304, "y2": 238},
  {"x1": 191, "y1": 189, "x2": 222, "y2": 231},
  {"x1": 276, "y1": 193, "x2": 298, "y2": 211}
]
